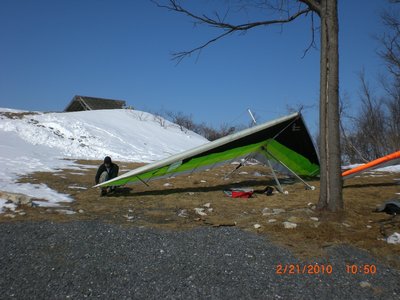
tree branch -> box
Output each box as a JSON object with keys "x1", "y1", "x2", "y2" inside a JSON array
[
  {"x1": 153, "y1": 0, "x2": 312, "y2": 62},
  {"x1": 299, "y1": 0, "x2": 321, "y2": 14},
  {"x1": 301, "y1": 11, "x2": 318, "y2": 58}
]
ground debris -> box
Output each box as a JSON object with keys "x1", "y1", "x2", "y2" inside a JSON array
[{"x1": 283, "y1": 221, "x2": 297, "y2": 229}]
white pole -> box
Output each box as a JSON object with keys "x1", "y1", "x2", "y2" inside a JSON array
[{"x1": 247, "y1": 108, "x2": 257, "y2": 125}]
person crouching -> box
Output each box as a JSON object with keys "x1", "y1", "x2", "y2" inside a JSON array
[{"x1": 95, "y1": 156, "x2": 119, "y2": 196}]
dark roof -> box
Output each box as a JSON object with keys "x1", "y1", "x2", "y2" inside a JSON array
[{"x1": 64, "y1": 95, "x2": 126, "y2": 112}]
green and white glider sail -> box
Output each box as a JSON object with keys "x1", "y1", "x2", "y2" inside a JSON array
[{"x1": 95, "y1": 112, "x2": 320, "y2": 188}]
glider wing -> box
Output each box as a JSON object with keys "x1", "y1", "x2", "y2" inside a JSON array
[{"x1": 95, "y1": 112, "x2": 320, "y2": 187}]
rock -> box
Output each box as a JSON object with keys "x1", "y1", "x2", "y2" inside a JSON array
[
  {"x1": 203, "y1": 203, "x2": 211, "y2": 208},
  {"x1": 55, "y1": 209, "x2": 76, "y2": 215},
  {"x1": 366, "y1": 225, "x2": 372, "y2": 229},
  {"x1": 261, "y1": 208, "x2": 270, "y2": 216},
  {"x1": 310, "y1": 217, "x2": 319, "y2": 222},
  {"x1": 163, "y1": 183, "x2": 172, "y2": 187},
  {"x1": 359, "y1": 281, "x2": 371, "y2": 288},
  {"x1": 177, "y1": 209, "x2": 188, "y2": 218},
  {"x1": 3, "y1": 214, "x2": 16, "y2": 218},
  {"x1": 272, "y1": 208, "x2": 286, "y2": 215},
  {"x1": 194, "y1": 208, "x2": 207, "y2": 216},
  {"x1": 123, "y1": 214, "x2": 134, "y2": 220},
  {"x1": 207, "y1": 208, "x2": 213, "y2": 213},
  {"x1": 254, "y1": 224, "x2": 261, "y2": 229},
  {"x1": 283, "y1": 221, "x2": 297, "y2": 229},
  {"x1": 342, "y1": 222, "x2": 351, "y2": 228},
  {"x1": 18, "y1": 212, "x2": 26, "y2": 216},
  {"x1": 268, "y1": 219, "x2": 277, "y2": 223},
  {"x1": 0, "y1": 191, "x2": 32, "y2": 206},
  {"x1": 187, "y1": 192, "x2": 195, "y2": 196},
  {"x1": 78, "y1": 209, "x2": 84, "y2": 214},
  {"x1": 200, "y1": 180, "x2": 207, "y2": 183},
  {"x1": 262, "y1": 208, "x2": 286, "y2": 216},
  {"x1": 387, "y1": 232, "x2": 400, "y2": 244},
  {"x1": 307, "y1": 202, "x2": 317, "y2": 210}
]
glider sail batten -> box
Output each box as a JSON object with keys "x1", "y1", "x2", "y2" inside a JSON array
[{"x1": 95, "y1": 112, "x2": 320, "y2": 187}]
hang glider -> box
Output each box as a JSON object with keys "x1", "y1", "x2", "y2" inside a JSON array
[
  {"x1": 95, "y1": 112, "x2": 320, "y2": 191},
  {"x1": 342, "y1": 151, "x2": 400, "y2": 180}
]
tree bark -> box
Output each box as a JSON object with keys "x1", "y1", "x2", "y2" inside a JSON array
[{"x1": 317, "y1": 0, "x2": 343, "y2": 211}]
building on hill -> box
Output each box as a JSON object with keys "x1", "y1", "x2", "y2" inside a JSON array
[{"x1": 64, "y1": 95, "x2": 127, "y2": 112}]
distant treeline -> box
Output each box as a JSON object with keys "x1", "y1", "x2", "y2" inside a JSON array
[
  {"x1": 154, "y1": 110, "x2": 243, "y2": 141},
  {"x1": 339, "y1": 7, "x2": 400, "y2": 164}
]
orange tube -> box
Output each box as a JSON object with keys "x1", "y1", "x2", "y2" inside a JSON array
[{"x1": 342, "y1": 151, "x2": 400, "y2": 178}]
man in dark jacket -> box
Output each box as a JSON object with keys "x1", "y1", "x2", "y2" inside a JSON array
[{"x1": 95, "y1": 156, "x2": 119, "y2": 196}]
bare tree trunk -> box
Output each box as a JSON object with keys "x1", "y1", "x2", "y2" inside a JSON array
[
  {"x1": 155, "y1": 0, "x2": 344, "y2": 212},
  {"x1": 317, "y1": 0, "x2": 343, "y2": 212}
]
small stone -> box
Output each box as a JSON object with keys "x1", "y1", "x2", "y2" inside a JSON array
[
  {"x1": 261, "y1": 207, "x2": 270, "y2": 216},
  {"x1": 4, "y1": 214, "x2": 16, "y2": 218},
  {"x1": 163, "y1": 183, "x2": 172, "y2": 187},
  {"x1": 366, "y1": 225, "x2": 372, "y2": 229},
  {"x1": 203, "y1": 203, "x2": 211, "y2": 208},
  {"x1": 310, "y1": 217, "x2": 319, "y2": 222},
  {"x1": 342, "y1": 222, "x2": 351, "y2": 228},
  {"x1": 178, "y1": 209, "x2": 188, "y2": 218},
  {"x1": 78, "y1": 209, "x2": 84, "y2": 213},
  {"x1": 268, "y1": 219, "x2": 277, "y2": 223},
  {"x1": 283, "y1": 221, "x2": 297, "y2": 229},
  {"x1": 18, "y1": 212, "x2": 27, "y2": 216},
  {"x1": 194, "y1": 208, "x2": 207, "y2": 216},
  {"x1": 359, "y1": 281, "x2": 371, "y2": 288},
  {"x1": 307, "y1": 202, "x2": 314, "y2": 207},
  {"x1": 123, "y1": 214, "x2": 134, "y2": 220},
  {"x1": 200, "y1": 180, "x2": 207, "y2": 183},
  {"x1": 387, "y1": 232, "x2": 400, "y2": 244},
  {"x1": 272, "y1": 208, "x2": 286, "y2": 215},
  {"x1": 207, "y1": 208, "x2": 213, "y2": 213},
  {"x1": 254, "y1": 224, "x2": 261, "y2": 229},
  {"x1": 187, "y1": 192, "x2": 195, "y2": 196}
]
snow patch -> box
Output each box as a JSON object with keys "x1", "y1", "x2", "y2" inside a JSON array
[{"x1": 0, "y1": 108, "x2": 208, "y2": 212}]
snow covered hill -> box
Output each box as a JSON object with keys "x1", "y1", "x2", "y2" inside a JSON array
[{"x1": 0, "y1": 108, "x2": 208, "y2": 211}]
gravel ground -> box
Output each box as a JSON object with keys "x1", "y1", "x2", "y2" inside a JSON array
[{"x1": 0, "y1": 221, "x2": 399, "y2": 299}]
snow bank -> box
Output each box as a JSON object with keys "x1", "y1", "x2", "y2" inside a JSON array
[{"x1": 0, "y1": 108, "x2": 208, "y2": 211}]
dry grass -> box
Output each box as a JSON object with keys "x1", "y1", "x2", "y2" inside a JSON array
[{"x1": 2, "y1": 159, "x2": 399, "y2": 268}]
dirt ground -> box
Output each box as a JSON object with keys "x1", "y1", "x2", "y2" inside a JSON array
[{"x1": 2, "y1": 159, "x2": 400, "y2": 269}]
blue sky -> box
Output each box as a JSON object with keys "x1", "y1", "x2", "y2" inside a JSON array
[{"x1": 0, "y1": 0, "x2": 394, "y2": 134}]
